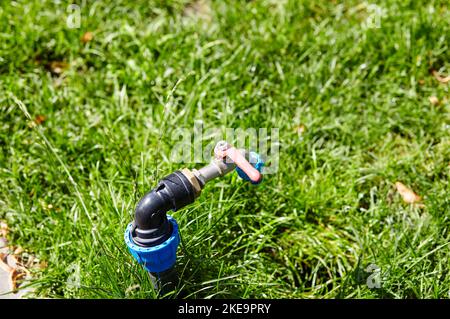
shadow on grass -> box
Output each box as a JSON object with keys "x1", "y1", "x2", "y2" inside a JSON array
[{"x1": 173, "y1": 245, "x2": 248, "y2": 299}]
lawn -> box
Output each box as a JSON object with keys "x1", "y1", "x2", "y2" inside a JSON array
[{"x1": 0, "y1": 0, "x2": 449, "y2": 298}]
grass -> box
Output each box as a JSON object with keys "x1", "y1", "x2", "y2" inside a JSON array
[{"x1": 0, "y1": 0, "x2": 449, "y2": 298}]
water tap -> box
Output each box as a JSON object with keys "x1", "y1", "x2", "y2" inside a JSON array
[{"x1": 124, "y1": 141, "x2": 264, "y2": 294}]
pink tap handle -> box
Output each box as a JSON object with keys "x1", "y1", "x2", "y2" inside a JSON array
[
  {"x1": 214, "y1": 141, "x2": 262, "y2": 183},
  {"x1": 225, "y1": 147, "x2": 262, "y2": 183}
]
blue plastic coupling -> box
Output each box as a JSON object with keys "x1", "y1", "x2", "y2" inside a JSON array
[
  {"x1": 124, "y1": 215, "x2": 180, "y2": 273},
  {"x1": 236, "y1": 151, "x2": 264, "y2": 184}
]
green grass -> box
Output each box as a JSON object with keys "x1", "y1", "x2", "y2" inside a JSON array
[{"x1": 1, "y1": 0, "x2": 449, "y2": 298}]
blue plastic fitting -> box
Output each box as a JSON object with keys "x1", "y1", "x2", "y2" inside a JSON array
[
  {"x1": 236, "y1": 151, "x2": 264, "y2": 184},
  {"x1": 124, "y1": 215, "x2": 180, "y2": 273}
]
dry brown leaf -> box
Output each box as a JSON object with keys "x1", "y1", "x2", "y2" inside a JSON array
[
  {"x1": 184, "y1": 0, "x2": 212, "y2": 21},
  {"x1": 395, "y1": 182, "x2": 422, "y2": 204},
  {"x1": 0, "y1": 237, "x2": 7, "y2": 249},
  {"x1": 429, "y1": 96, "x2": 439, "y2": 106},
  {"x1": 295, "y1": 124, "x2": 306, "y2": 137},
  {"x1": 48, "y1": 61, "x2": 69, "y2": 75},
  {"x1": 296, "y1": 124, "x2": 306, "y2": 133},
  {"x1": 432, "y1": 70, "x2": 450, "y2": 84},
  {"x1": 0, "y1": 221, "x2": 8, "y2": 237},
  {"x1": 418, "y1": 79, "x2": 425, "y2": 85},
  {"x1": 10, "y1": 268, "x2": 27, "y2": 291},
  {"x1": 22, "y1": 254, "x2": 35, "y2": 268},
  {"x1": 34, "y1": 115, "x2": 46, "y2": 125},
  {"x1": 1, "y1": 248, "x2": 32, "y2": 291},
  {"x1": 0, "y1": 253, "x2": 13, "y2": 273},
  {"x1": 0, "y1": 232, "x2": 42, "y2": 293},
  {"x1": 13, "y1": 247, "x2": 24, "y2": 255},
  {"x1": 6, "y1": 254, "x2": 18, "y2": 268},
  {"x1": 39, "y1": 261, "x2": 48, "y2": 270},
  {"x1": 81, "y1": 31, "x2": 93, "y2": 43}
]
